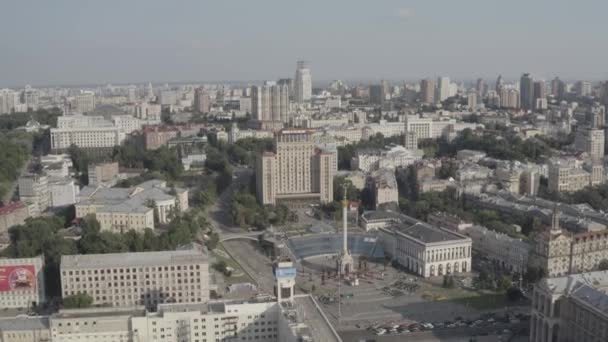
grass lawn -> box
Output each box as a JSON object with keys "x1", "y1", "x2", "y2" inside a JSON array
[
  {"x1": 450, "y1": 293, "x2": 510, "y2": 310},
  {"x1": 418, "y1": 281, "x2": 525, "y2": 310},
  {"x1": 211, "y1": 243, "x2": 254, "y2": 285}
]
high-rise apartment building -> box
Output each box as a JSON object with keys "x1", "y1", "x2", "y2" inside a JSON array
[
  {"x1": 294, "y1": 61, "x2": 312, "y2": 104},
  {"x1": 420, "y1": 78, "x2": 435, "y2": 104},
  {"x1": 520, "y1": 73, "x2": 534, "y2": 110},
  {"x1": 21, "y1": 85, "x2": 39, "y2": 111},
  {"x1": 499, "y1": 88, "x2": 520, "y2": 109},
  {"x1": 60, "y1": 245, "x2": 209, "y2": 309},
  {"x1": 437, "y1": 76, "x2": 451, "y2": 102},
  {"x1": 576, "y1": 80, "x2": 592, "y2": 97},
  {"x1": 476, "y1": 78, "x2": 486, "y2": 97},
  {"x1": 252, "y1": 82, "x2": 289, "y2": 123},
  {"x1": 551, "y1": 77, "x2": 566, "y2": 100},
  {"x1": 193, "y1": 87, "x2": 211, "y2": 113},
  {"x1": 495, "y1": 75, "x2": 504, "y2": 92},
  {"x1": 256, "y1": 130, "x2": 336, "y2": 205},
  {"x1": 369, "y1": 84, "x2": 384, "y2": 105},
  {"x1": 533, "y1": 80, "x2": 546, "y2": 102},
  {"x1": 270, "y1": 83, "x2": 289, "y2": 123},
  {"x1": 0, "y1": 88, "x2": 21, "y2": 114}
]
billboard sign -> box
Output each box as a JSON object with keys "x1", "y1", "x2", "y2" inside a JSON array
[
  {"x1": 275, "y1": 267, "x2": 296, "y2": 279},
  {"x1": 0, "y1": 265, "x2": 36, "y2": 292}
]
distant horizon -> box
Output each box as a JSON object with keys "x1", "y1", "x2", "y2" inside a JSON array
[
  {"x1": 2, "y1": 74, "x2": 607, "y2": 90},
  {"x1": 2, "y1": 0, "x2": 607, "y2": 87}
]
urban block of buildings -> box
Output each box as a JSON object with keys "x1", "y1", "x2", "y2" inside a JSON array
[{"x1": 75, "y1": 180, "x2": 188, "y2": 233}]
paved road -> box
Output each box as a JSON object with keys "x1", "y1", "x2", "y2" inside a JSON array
[
  {"x1": 339, "y1": 322, "x2": 528, "y2": 342},
  {"x1": 223, "y1": 240, "x2": 275, "y2": 294},
  {"x1": 205, "y1": 167, "x2": 253, "y2": 235}
]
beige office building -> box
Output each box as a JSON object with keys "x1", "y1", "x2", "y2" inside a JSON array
[
  {"x1": 60, "y1": 246, "x2": 209, "y2": 309},
  {"x1": 256, "y1": 130, "x2": 337, "y2": 206}
]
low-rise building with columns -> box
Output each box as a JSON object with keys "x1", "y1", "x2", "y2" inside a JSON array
[
  {"x1": 377, "y1": 212, "x2": 472, "y2": 278},
  {"x1": 530, "y1": 270, "x2": 608, "y2": 342}
]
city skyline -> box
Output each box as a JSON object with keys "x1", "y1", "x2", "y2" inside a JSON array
[{"x1": 2, "y1": 0, "x2": 608, "y2": 87}]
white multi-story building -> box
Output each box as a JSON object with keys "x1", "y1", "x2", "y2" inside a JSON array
[
  {"x1": 368, "y1": 169, "x2": 399, "y2": 208},
  {"x1": 48, "y1": 177, "x2": 78, "y2": 208},
  {"x1": 50, "y1": 115, "x2": 128, "y2": 150},
  {"x1": 228, "y1": 124, "x2": 274, "y2": 144},
  {"x1": 377, "y1": 212, "x2": 472, "y2": 278},
  {"x1": 38, "y1": 294, "x2": 340, "y2": 342},
  {"x1": 18, "y1": 174, "x2": 50, "y2": 217},
  {"x1": 437, "y1": 76, "x2": 451, "y2": 101},
  {"x1": 60, "y1": 245, "x2": 209, "y2": 309},
  {"x1": 352, "y1": 145, "x2": 423, "y2": 172},
  {"x1": 72, "y1": 91, "x2": 96, "y2": 113},
  {"x1": 133, "y1": 102, "x2": 162, "y2": 125},
  {"x1": 0, "y1": 256, "x2": 45, "y2": 309}
]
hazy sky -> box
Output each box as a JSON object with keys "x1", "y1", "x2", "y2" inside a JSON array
[{"x1": 2, "y1": 0, "x2": 607, "y2": 86}]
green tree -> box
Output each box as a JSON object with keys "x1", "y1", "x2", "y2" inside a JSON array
[{"x1": 62, "y1": 293, "x2": 94, "y2": 308}]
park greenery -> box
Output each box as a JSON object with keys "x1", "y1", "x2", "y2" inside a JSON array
[
  {"x1": 426, "y1": 128, "x2": 554, "y2": 163},
  {"x1": 1, "y1": 209, "x2": 214, "y2": 297},
  {"x1": 539, "y1": 181, "x2": 608, "y2": 213},
  {"x1": 230, "y1": 191, "x2": 297, "y2": 230},
  {"x1": 68, "y1": 139, "x2": 184, "y2": 186},
  {"x1": 0, "y1": 132, "x2": 32, "y2": 202},
  {"x1": 0, "y1": 108, "x2": 62, "y2": 202}
]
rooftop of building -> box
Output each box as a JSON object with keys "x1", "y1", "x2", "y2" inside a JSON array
[
  {"x1": 0, "y1": 201, "x2": 26, "y2": 215},
  {"x1": 540, "y1": 270, "x2": 608, "y2": 296},
  {"x1": 61, "y1": 245, "x2": 207, "y2": 269},
  {"x1": 0, "y1": 316, "x2": 49, "y2": 331},
  {"x1": 570, "y1": 284, "x2": 608, "y2": 317},
  {"x1": 76, "y1": 180, "x2": 185, "y2": 213},
  {"x1": 361, "y1": 210, "x2": 402, "y2": 223},
  {"x1": 53, "y1": 307, "x2": 146, "y2": 319},
  {"x1": 392, "y1": 221, "x2": 469, "y2": 244}
]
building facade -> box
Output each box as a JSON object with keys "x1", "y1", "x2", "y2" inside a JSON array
[
  {"x1": 294, "y1": 61, "x2": 312, "y2": 104},
  {"x1": 256, "y1": 130, "x2": 337, "y2": 206},
  {"x1": 18, "y1": 174, "x2": 50, "y2": 217},
  {"x1": 530, "y1": 270, "x2": 608, "y2": 342},
  {"x1": 60, "y1": 246, "x2": 209, "y2": 309},
  {"x1": 376, "y1": 212, "x2": 472, "y2": 278}
]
